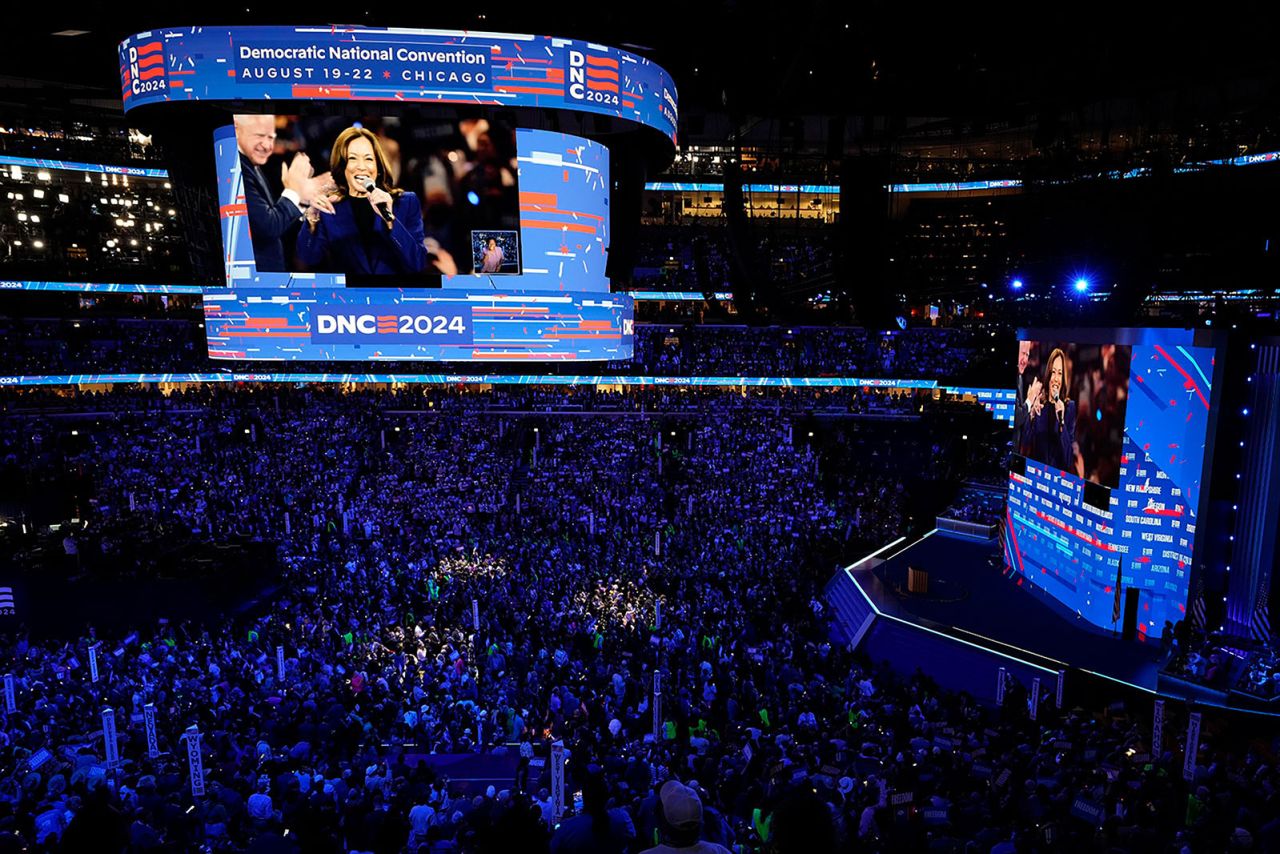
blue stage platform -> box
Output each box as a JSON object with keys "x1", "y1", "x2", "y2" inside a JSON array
[{"x1": 827, "y1": 529, "x2": 1168, "y2": 708}]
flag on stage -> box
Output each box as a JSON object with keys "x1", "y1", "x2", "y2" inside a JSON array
[
  {"x1": 1190, "y1": 579, "x2": 1207, "y2": 632},
  {"x1": 1112, "y1": 559, "x2": 1124, "y2": 625},
  {"x1": 1250, "y1": 580, "x2": 1271, "y2": 644}
]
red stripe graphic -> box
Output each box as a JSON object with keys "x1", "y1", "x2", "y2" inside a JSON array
[
  {"x1": 137, "y1": 53, "x2": 164, "y2": 68},
  {"x1": 1153, "y1": 345, "x2": 1210, "y2": 410},
  {"x1": 1034, "y1": 508, "x2": 1117, "y2": 552},
  {"x1": 491, "y1": 53, "x2": 553, "y2": 65},
  {"x1": 134, "y1": 41, "x2": 162, "y2": 54},
  {"x1": 220, "y1": 331, "x2": 310, "y2": 338},
  {"x1": 138, "y1": 67, "x2": 165, "y2": 81},
  {"x1": 292, "y1": 85, "x2": 352, "y2": 98},
  {"x1": 585, "y1": 55, "x2": 619, "y2": 68},
  {"x1": 471, "y1": 307, "x2": 548, "y2": 313},
  {"x1": 586, "y1": 67, "x2": 619, "y2": 81},
  {"x1": 587, "y1": 81, "x2": 620, "y2": 93},
  {"x1": 497, "y1": 85, "x2": 564, "y2": 96},
  {"x1": 471, "y1": 353, "x2": 578, "y2": 359},
  {"x1": 518, "y1": 206, "x2": 605, "y2": 221},
  {"x1": 493, "y1": 76, "x2": 562, "y2": 85},
  {"x1": 520, "y1": 220, "x2": 596, "y2": 234}
]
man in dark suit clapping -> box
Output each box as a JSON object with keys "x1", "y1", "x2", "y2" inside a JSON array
[
  {"x1": 1015, "y1": 340, "x2": 1041, "y2": 451},
  {"x1": 234, "y1": 114, "x2": 328, "y2": 272}
]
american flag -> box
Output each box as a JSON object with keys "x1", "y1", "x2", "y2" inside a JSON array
[
  {"x1": 1112, "y1": 559, "x2": 1124, "y2": 625},
  {"x1": 1190, "y1": 579, "x2": 1207, "y2": 632},
  {"x1": 1250, "y1": 580, "x2": 1271, "y2": 644},
  {"x1": 0, "y1": 587, "x2": 13, "y2": 615}
]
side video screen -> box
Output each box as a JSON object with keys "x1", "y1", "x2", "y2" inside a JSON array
[{"x1": 1005, "y1": 331, "x2": 1218, "y2": 639}]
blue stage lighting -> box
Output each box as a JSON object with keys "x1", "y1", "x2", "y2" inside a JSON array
[
  {"x1": 467, "y1": 191, "x2": 481, "y2": 206},
  {"x1": 1011, "y1": 279, "x2": 1024, "y2": 290},
  {"x1": 1073, "y1": 278, "x2": 1090, "y2": 293}
]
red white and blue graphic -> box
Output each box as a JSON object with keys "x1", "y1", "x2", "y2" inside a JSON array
[
  {"x1": 563, "y1": 41, "x2": 630, "y2": 112},
  {"x1": 118, "y1": 26, "x2": 677, "y2": 147},
  {"x1": 1004, "y1": 330, "x2": 1219, "y2": 639},
  {"x1": 121, "y1": 38, "x2": 167, "y2": 100},
  {"x1": 201, "y1": 288, "x2": 632, "y2": 362},
  {"x1": 513, "y1": 130, "x2": 610, "y2": 292}
]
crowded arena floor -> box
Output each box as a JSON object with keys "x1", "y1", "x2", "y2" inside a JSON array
[{"x1": 0, "y1": 385, "x2": 1277, "y2": 852}]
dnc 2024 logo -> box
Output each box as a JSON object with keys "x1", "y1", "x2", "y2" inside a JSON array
[
  {"x1": 564, "y1": 48, "x2": 620, "y2": 108},
  {"x1": 125, "y1": 39, "x2": 167, "y2": 96}
]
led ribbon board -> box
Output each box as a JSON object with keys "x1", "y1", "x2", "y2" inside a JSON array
[{"x1": 118, "y1": 26, "x2": 677, "y2": 146}]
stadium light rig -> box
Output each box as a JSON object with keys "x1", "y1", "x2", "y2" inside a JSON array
[{"x1": 1073, "y1": 277, "x2": 1091, "y2": 294}]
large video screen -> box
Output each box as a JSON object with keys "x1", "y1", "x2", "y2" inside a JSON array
[
  {"x1": 208, "y1": 115, "x2": 630, "y2": 362},
  {"x1": 1015, "y1": 341, "x2": 1132, "y2": 488},
  {"x1": 232, "y1": 113, "x2": 520, "y2": 281},
  {"x1": 1005, "y1": 330, "x2": 1219, "y2": 639}
]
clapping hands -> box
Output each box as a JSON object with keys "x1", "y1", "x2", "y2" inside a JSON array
[{"x1": 1026, "y1": 377, "x2": 1044, "y2": 418}]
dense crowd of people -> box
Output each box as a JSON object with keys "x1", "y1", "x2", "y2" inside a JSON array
[
  {"x1": 631, "y1": 326, "x2": 1004, "y2": 382},
  {"x1": 0, "y1": 386, "x2": 1276, "y2": 853},
  {"x1": 0, "y1": 383, "x2": 987, "y2": 425},
  {"x1": 0, "y1": 124, "x2": 163, "y2": 166},
  {"x1": 0, "y1": 316, "x2": 200, "y2": 375},
  {"x1": 630, "y1": 228, "x2": 838, "y2": 298},
  {"x1": 939, "y1": 488, "x2": 1007, "y2": 527},
  {"x1": 0, "y1": 316, "x2": 1009, "y2": 385}
]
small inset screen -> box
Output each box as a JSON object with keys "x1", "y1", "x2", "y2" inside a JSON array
[{"x1": 472, "y1": 230, "x2": 520, "y2": 275}]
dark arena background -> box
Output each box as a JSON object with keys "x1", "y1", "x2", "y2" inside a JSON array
[{"x1": 2, "y1": 7, "x2": 1280, "y2": 853}]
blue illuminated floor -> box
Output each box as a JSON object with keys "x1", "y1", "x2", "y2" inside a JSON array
[{"x1": 861, "y1": 530, "x2": 1163, "y2": 689}]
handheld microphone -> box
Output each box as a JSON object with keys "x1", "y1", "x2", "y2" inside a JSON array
[
  {"x1": 1052, "y1": 390, "x2": 1064, "y2": 432},
  {"x1": 357, "y1": 176, "x2": 394, "y2": 225}
]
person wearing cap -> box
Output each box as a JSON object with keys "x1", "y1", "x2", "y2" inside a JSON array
[{"x1": 639, "y1": 780, "x2": 731, "y2": 854}]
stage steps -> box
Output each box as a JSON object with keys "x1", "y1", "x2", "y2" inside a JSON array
[{"x1": 825, "y1": 569, "x2": 876, "y2": 650}]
